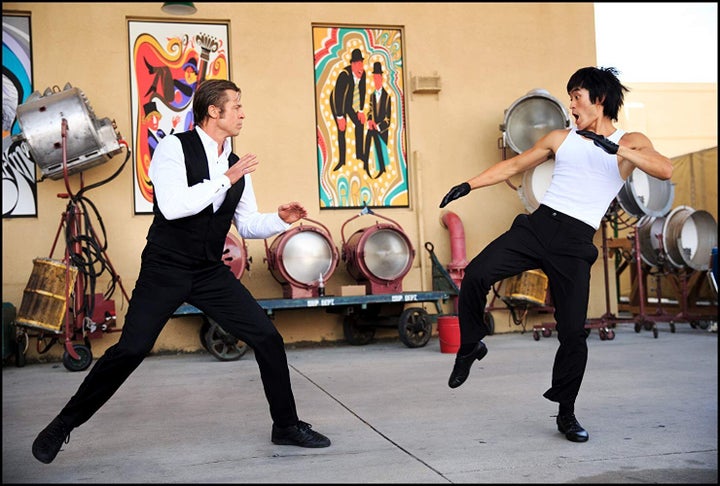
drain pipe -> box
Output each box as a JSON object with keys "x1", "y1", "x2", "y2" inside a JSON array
[{"x1": 440, "y1": 210, "x2": 468, "y2": 291}]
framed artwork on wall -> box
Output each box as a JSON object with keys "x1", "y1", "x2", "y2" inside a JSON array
[
  {"x1": 313, "y1": 25, "x2": 409, "y2": 209},
  {"x1": 2, "y1": 11, "x2": 37, "y2": 218},
  {"x1": 128, "y1": 19, "x2": 230, "y2": 214}
]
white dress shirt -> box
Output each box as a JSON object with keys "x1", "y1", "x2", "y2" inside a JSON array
[{"x1": 148, "y1": 127, "x2": 289, "y2": 239}]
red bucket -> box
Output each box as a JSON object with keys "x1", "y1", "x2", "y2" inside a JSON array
[{"x1": 437, "y1": 315, "x2": 460, "y2": 354}]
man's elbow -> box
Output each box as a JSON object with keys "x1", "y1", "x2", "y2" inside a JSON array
[{"x1": 658, "y1": 162, "x2": 673, "y2": 181}]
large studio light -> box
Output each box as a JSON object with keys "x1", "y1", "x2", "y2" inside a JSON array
[
  {"x1": 500, "y1": 89, "x2": 571, "y2": 155},
  {"x1": 615, "y1": 167, "x2": 675, "y2": 218},
  {"x1": 264, "y1": 219, "x2": 339, "y2": 299},
  {"x1": 222, "y1": 232, "x2": 250, "y2": 280},
  {"x1": 15, "y1": 83, "x2": 123, "y2": 180},
  {"x1": 341, "y1": 207, "x2": 415, "y2": 294}
]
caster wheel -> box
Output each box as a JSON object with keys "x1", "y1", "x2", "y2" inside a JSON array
[
  {"x1": 484, "y1": 311, "x2": 495, "y2": 336},
  {"x1": 343, "y1": 315, "x2": 375, "y2": 345},
  {"x1": 652, "y1": 326, "x2": 659, "y2": 339},
  {"x1": 669, "y1": 322, "x2": 676, "y2": 333},
  {"x1": 533, "y1": 331, "x2": 540, "y2": 341},
  {"x1": 542, "y1": 328, "x2": 552, "y2": 338},
  {"x1": 634, "y1": 322, "x2": 642, "y2": 333},
  {"x1": 63, "y1": 344, "x2": 93, "y2": 372},
  {"x1": 398, "y1": 307, "x2": 431, "y2": 348},
  {"x1": 599, "y1": 329, "x2": 607, "y2": 340},
  {"x1": 606, "y1": 329, "x2": 615, "y2": 340},
  {"x1": 643, "y1": 321, "x2": 654, "y2": 331}
]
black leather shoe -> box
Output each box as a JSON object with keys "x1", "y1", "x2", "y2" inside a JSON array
[
  {"x1": 32, "y1": 416, "x2": 72, "y2": 464},
  {"x1": 557, "y1": 413, "x2": 589, "y2": 442},
  {"x1": 272, "y1": 420, "x2": 331, "y2": 448},
  {"x1": 448, "y1": 341, "x2": 488, "y2": 389}
]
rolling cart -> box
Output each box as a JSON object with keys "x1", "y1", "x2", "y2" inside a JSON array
[
  {"x1": 173, "y1": 290, "x2": 450, "y2": 361},
  {"x1": 171, "y1": 240, "x2": 479, "y2": 361}
]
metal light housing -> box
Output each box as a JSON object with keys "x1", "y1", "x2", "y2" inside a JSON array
[
  {"x1": 222, "y1": 232, "x2": 250, "y2": 279},
  {"x1": 662, "y1": 206, "x2": 718, "y2": 271},
  {"x1": 15, "y1": 83, "x2": 123, "y2": 180},
  {"x1": 500, "y1": 89, "x2": 571, "y2": 155},
  {"x1": 616, "y1": 167, "x2": 675, "y2": 218},
  {"x1": 341, "y1": 208, "x2": 415, "y2": 294},
  {"x1": 264, "y1": 218, "x2": 339, "y2": 298}
]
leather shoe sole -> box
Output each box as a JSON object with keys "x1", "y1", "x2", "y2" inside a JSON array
[{"x1": 448, "y1": 341, "x2": 488, "y2": 388}]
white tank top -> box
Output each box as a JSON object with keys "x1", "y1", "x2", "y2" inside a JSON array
[{"x1": 540, "y1": 128, "x2": 625, "y2": 229}]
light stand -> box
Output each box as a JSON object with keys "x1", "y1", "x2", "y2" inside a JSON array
[{"x1": 14, "y1": 84, "x2": 131, "y2": 371}]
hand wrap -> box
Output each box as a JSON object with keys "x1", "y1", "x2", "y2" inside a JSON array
[
  {"x1": 576, "y1": 130, "x2": 619, "y2": 155},
  {"x1": 439, "y1": 182, "x2": 471, "y2": 208}
]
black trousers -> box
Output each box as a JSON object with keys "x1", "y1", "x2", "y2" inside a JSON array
[
  {"x1": 458, "y1": 205, "x2": 598, "y2": 405},
  {"x1": 58, "y1": 243, "x2": 299, "y2": 429}
]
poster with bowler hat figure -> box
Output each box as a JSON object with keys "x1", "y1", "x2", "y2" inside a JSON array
[
  {"x1": 128, "y1": 20, "x2": 230, "y2": 214},
  {"x1": 313, "y1": 25, "x2": 409, "y2": 209}
]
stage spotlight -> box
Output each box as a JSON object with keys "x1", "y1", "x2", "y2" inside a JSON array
[
  {"x1": 15, "y1": 83, "x2": 123, "y2": 181},
  {"x1": 222, "y1": 232, "x2": 250, "y2": 279},
  {"x1": 341, "y1": 207, "x2": 415, "y2": 295},
  {"x1": 264, "y1": 218, "x2": 339, "y2": 299},
  {"x1": 616, "y1": 167, "x2": 675, "y2": 218},
  {"x1": 500, "y1": 89, "x2": 570, "y2": 155}
]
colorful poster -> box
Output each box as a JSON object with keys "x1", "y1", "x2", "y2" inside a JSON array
[
  {"x1": 128, "y1": 20, "x2": 229, "y2": 214},
  {"x1": 2, "y1": 12, "x2": 36, "y2": 218},
  {"x1": 313, "y1": 26, "x2": 409, "y2": 209}
]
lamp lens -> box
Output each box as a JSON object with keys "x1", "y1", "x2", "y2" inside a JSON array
[{"x1": 363, "y1": 229, "x2": 411, "y2": 280}]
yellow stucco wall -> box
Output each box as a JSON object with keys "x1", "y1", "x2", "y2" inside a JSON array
[{"x1": 2, "y1": 3, "x2": 717, "y2": 362}]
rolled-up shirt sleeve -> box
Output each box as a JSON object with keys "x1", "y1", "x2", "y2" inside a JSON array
[{"x1": 149, "y1": 135, "x2": 231, "y2": 220}]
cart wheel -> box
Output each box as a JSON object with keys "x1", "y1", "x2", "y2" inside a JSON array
[
  {"x1": 484, "y1": 311, "x2": 495, "y2": 336},
  {"x1": 606, "y1": 329, "x2": 615, "y2": 340},
  {"x1": 398, "y1": 307, "x2": 431, "y2": 348},
  {"x1": 63, "y1": 344, "x2": 92, "y2": 372},
  {"x1": 203, "y1": 317, "x2": 247, "y2": 361},
  {"x1": 634, "y1": 322, "x2": 641, "y2": 333},
  {"x1": 542, "y1": 328, "x2": 552, "y2": 338},
  {"x1": 15, "y1": 330, "x2": 28, "y2": 368},
  {"x1": 533, "y1": 331, "x2": 540, "y2": 341},
  {"x1": 599, "y1": 328, "x2": 607, "y2": 340},
  {"x1": 199, "y1": 318, "x2": 212, "y2": 352},
  {"x1": 643, "y1": 321, "x2": 654, "y2": 331},
  {"x1": 669, "y1": 322, "x2": 676, "y2": 333},
  {"x1": 343, "y1": 315, "x2": 375, "y2": 345},
  {"x1": 698, "y1": 320, "x2": 710, "y2": 330},
  {"x1": 652, "y1": 326, "x2": 659, "y2": 338},
  {"x1": 689, "y1": 320, "x2": 698, "y2": 329}
]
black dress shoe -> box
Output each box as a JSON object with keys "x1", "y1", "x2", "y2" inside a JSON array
[
  {"x1": 272, "y1": 420, "x2": 331, "y2": 448},
  {"x1": 556, "y1": 413, "x2": 589, "y2": 442},
  {"x1": 32, "y1": 416, "x2": 72, "y2": 464},
  {"x1": 448, "y1": 341, "x2": 488, "y2": 389}
]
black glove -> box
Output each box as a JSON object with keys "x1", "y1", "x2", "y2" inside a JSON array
[
  {"x1": 439, "y1": 182, "x2": 471, "y2": 208},
  {"x1": 576, "y1": 130, "x2": 619, "y2": 155}
]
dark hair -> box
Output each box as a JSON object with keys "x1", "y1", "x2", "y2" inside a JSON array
[
  {"x1": 566, "y1": 66, "x2": 629, "y2": 122},
  {"x1": 193, "y1": 79, "x2": 240, "y2": 127}
]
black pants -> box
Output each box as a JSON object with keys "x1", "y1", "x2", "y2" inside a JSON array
[
  {"x1": 58, "y1": 243, "x2": 299, "y2": 429},
  {"x1": 458, "y1": 205, "x2": 598, "y2": 405}
]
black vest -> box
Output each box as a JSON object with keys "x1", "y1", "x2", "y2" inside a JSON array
[{"x1": 146, "y1": 129, "x2": 245, "y2": 261}]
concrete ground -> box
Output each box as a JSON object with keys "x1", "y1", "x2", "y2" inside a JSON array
[{"x1": 2, "y1": 323, "x2": 717, "y2": 484}]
